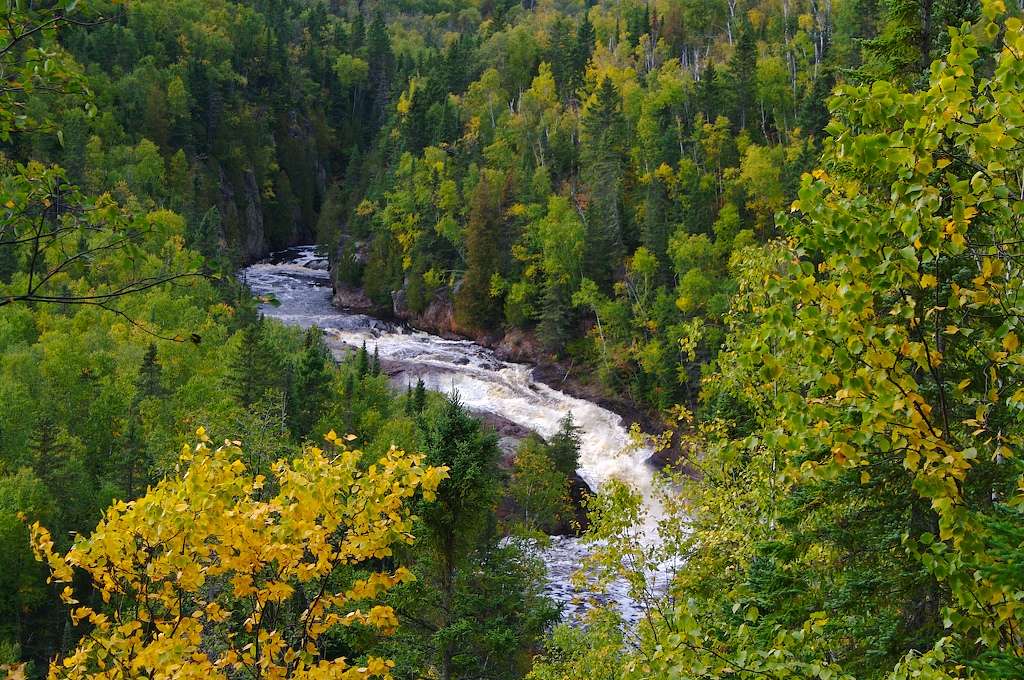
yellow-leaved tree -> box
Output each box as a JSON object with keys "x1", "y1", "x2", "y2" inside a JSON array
[{"x1": 29, "y1": 428, "x2": 447, "y2": 680}]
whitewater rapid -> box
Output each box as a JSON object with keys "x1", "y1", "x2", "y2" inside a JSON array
[{"x1": 241, "y1": 246, "x2": 670, "y2": 623}]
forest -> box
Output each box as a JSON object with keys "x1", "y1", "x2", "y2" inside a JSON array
[{"x1": 1, "y1": 0, "x2": 1023, "y2": 677}]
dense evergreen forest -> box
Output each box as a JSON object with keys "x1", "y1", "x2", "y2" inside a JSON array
[{"x1": 2, "y1": 0, "x2": 1024, "y2": 677}]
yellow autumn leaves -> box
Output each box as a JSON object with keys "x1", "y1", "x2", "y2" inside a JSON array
[{"x1": 29, "y1": 428, "x2": 448, "y2": 680}]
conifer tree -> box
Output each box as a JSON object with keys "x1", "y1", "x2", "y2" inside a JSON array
[
  {"x1": 697, "y1": 63, "x2": 721, "y2": 122},
  {"x1": 454, "y1": 173, "x2": 505, "y2": 331},
  {"x1": 228, "y1": 316, "x2": 283, "y2": 407},
  {"x1": 136, "y1": 344, "x2": 163, "y2": 400},
  {"x1": 371, "y1": 345, "x2": 381, "y2": 376},
  {"x1": 548, "y1": 18, "x2": 575, "y2": 101},
  {"x1": 125, "y1": 343, "x2": 163, "y2": 497},
  {"x1": 569, "y1": 14, "x2": 595, "y2": 98},
  {"x1": 537, "y1": 279, "x2": 576, "y2": 354},
  {"x1": 367, "y1": 10, "x2": 393, "y2": 127},
  {"x1": 580, "y1": 78, "x2": 628, "y2": 288},
  {"x1": 728, "y1": 22, "x2": 758, "y2": 132},
  {"x1": 356, "y1": 340, "x2": 370, "y2": 377},
  {"x1": 416, "y1": 393, "x2": 501, "y2": 680},
  {"x1": 547, "y1": 412, "x2": 582, "y2": 476},
  {"x1": 412, "y1": 377, "x2": 427, "y2": 415},
  {"x1": 797, "y1": 73, "x2": 834, "y2": 138},
  {"x1": 642, "y1": 174, "x2": 674, "y2": 281},
  {"x1": 28, "y1": 417, "x2": 58, "y2": 477},
  {"x1": 288, "y1": 327, "x2": 333, "y2": 438},
  {"x1": 404, "y1": 383, "x2": 415, "y2": 415}
]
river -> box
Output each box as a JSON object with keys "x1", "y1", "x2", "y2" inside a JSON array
[{"x1": 241, "y1": 246, "x2": 671, "y2": 624}]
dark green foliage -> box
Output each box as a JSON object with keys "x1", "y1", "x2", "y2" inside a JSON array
[
  {"x1": 371, "y1": 345, "x2": 382, "y2": 376},
  {"x1": 357, "y1": 341, "x2": 371, "y2": 377},
  {"x1": 547, "y1": 412, "x2": 582, "y2": 477},
  {"x1": 641, "y1": 175, "x2": 675, "y2": 280},
  {"x1": 797, "y1": 74, "x2": 835, "y2": 138},
  {"x1": 455, "y1": 174, "x2": 506, "y2": 331},
  {"x1": 367, "y1": 11, "x2": 394, "y2": 128},
  {"x1": 580, "y1": 78, "x2": 628, "y2": 289},
  {"x1": 697, "y1": 63, "x2": 722, "y2": 122},
  {"x1": 418, "y1": 393, "x2": 500, "y2": 550},
  {"x1": 728, "y1": 23, "x2": 758, "y2": 132},
  {"x1": 537, "y1": 279, "x2": 576, "y2": 354},
  {"x1": 570, "y1": 15, "x2": 595, "y2": 97},
  {"x1": 412, "y1": 378, "x2": 428, "y2": 415},
  {"x1": 374, "y1": 394, "x2": 555, "y2": 680},
  {"x1": 288, "y1": 327, "x2": 333, "y2": 438},
  {"x1": 136, "y1": 344, "x2": 163, "y2": 400},
  {"x1": 228, "y1": 316, "x2": 285, "y2": 407}
]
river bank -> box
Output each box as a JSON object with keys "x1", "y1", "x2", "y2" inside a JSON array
[
  {"x1": 333, "y1": 282, "x2": 670, "y2": 451},
  {"x1": 244, "y1": 245, "x2": 675, "y2": 623}
]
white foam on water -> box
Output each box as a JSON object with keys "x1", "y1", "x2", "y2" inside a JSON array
[{"x1": 241, "y1": 246, "x2": 674, "y2": 625}]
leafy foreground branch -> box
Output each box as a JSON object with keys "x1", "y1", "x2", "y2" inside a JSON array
[
  {"x1": 28, "y1": 428, "x2": 447, "y2": 680},
  {"x1": 533, "y1": 2, "x2": 1024, "y2": 679}
]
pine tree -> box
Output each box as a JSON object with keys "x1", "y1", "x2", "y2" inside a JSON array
[
  {"x1": 28, "y1": 416, "x2": 59, "y2": 478},
  {"x1": 547, "y1": 412, "x2": 582, "y2": 476},
  {"x1": 288, "y1": 327, "x2": 333, "y2": 438},
  {"x1": 136, "y1": 344, "x2": 163, "y2": 399},
  {"x1": 350, "y1": 13, "x2": 365, "y2": 52},
  {"x1": 403, "y1": 79, "x2": 432, "y2": 154},
  {"x1": 728, "y1": 22, "x2": 758, "y2": 132},
  {"x1": 356, "y1": 340, "x2": 370, "y2": 377},
  {"x1": 371, "y1": 345, "x2": 381, "y2": 376},
  {"x1": 569, "y1": 14, "x2": 595, "y2": 98},
  {"x1": 416, "y1": 393, "x2": 501, "y2": 680},
  {"x1": 186, "y1": 206, "x2": 223, "y2": 263},
  {"x1": 454, "y1": 173, "x2": 505, "y2": 331},
  {"x1": 412, "y1": 377, "x2": 427, "y2": 415},
  {"x1": 548, "y1": 18, "x2": 574, "y2": 101},
  {"x1": 537, "y1": 279, "x2": 576, "y2": 354},
  {"x1": 642, "y1": 174, "x2": 674, "y2": 281},
  {"x1": 404, "y1": 383, "x2": 415, "y2": 415},
  {"x1": 125, "y1": 343, "x2": 163, "y2": 497},
  {"x1": 229, "y1": 316, "x2": 284, "y2": 407},
  {"x1": 626, "y1": 3, "x2": 650, "y2": 46},
  {"x1": 697, "y1": 63, "x2": 721, "y2": 122},
  {"x1": 366, "y1": 10, "x2": 393, "y2": 128},
  {"x1": 580, "y1": 78, "x2": 628, "y2": 288}
]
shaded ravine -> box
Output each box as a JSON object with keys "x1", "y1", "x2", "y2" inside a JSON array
[{"x1": 242, "y1": 246, "x2": 670, "y2": 623}]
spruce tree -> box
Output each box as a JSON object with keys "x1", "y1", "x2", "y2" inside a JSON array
[
  {"x1": 642, "y1": 174, "x2": 674, "y2": 281},
  {"x1": 728, "y1": 22, "x2": 758, "y2": 132},
  {"x1": 697, "y1": 63, "x2": 721, "y2": 122},
  {"x1": 366, "y1": 11, "x2": 393, "y2": 127},
  {"x1": 547, "y1": 412, "x2": 582, "y2": 476},
  {"x1": 412, "y1": 377, "x2": 427, "y2": 414},
  {"x1": 797, "y1": 73, "x2": 834, "y2": 139},
  {"x1": 288, "y1": 327, "x2": 333, "y2": 438},
  {"x1": 126, "y1": 343, "x2": 163, "y2": 497},
  {"x1": 404, "y1": 383, "x2": 415, "y2": 415},
  {"x1": 454, "y1": 173, "x2": 505, "y2": 331},
  {"x1": 548, "y1": 18, "x2": 574, "y2": 101},
  {"x1": 569, "y1": 14, "x2": 595, "y2": 98},
  {"x1": 580, "y1": 78, "x2": 628, "y2": 288},
  {"x1": 229, "y1": 316, "x2": 283, "y2": 407},
  {"x1": 416, "y1": 393, "x2": 501, "y2": 680},
  {"x1": 371, "y1": 345, "x2": 381, "y2": 376},
  {"x1": 356, "y1": 340, "x2": 370, "y2": 377},
  {"x1": 28, "y1": 416, "x2": 59, "y2": 477},
  {"x1": 350, "y1": 13, "x2": 365, "y2": 53},
  {"x1": 136, "y1": 343, "x2": 163, "y2": 399},
  {"x1": 537, "y1": 279, "x2": 575, "y2": 354}
]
